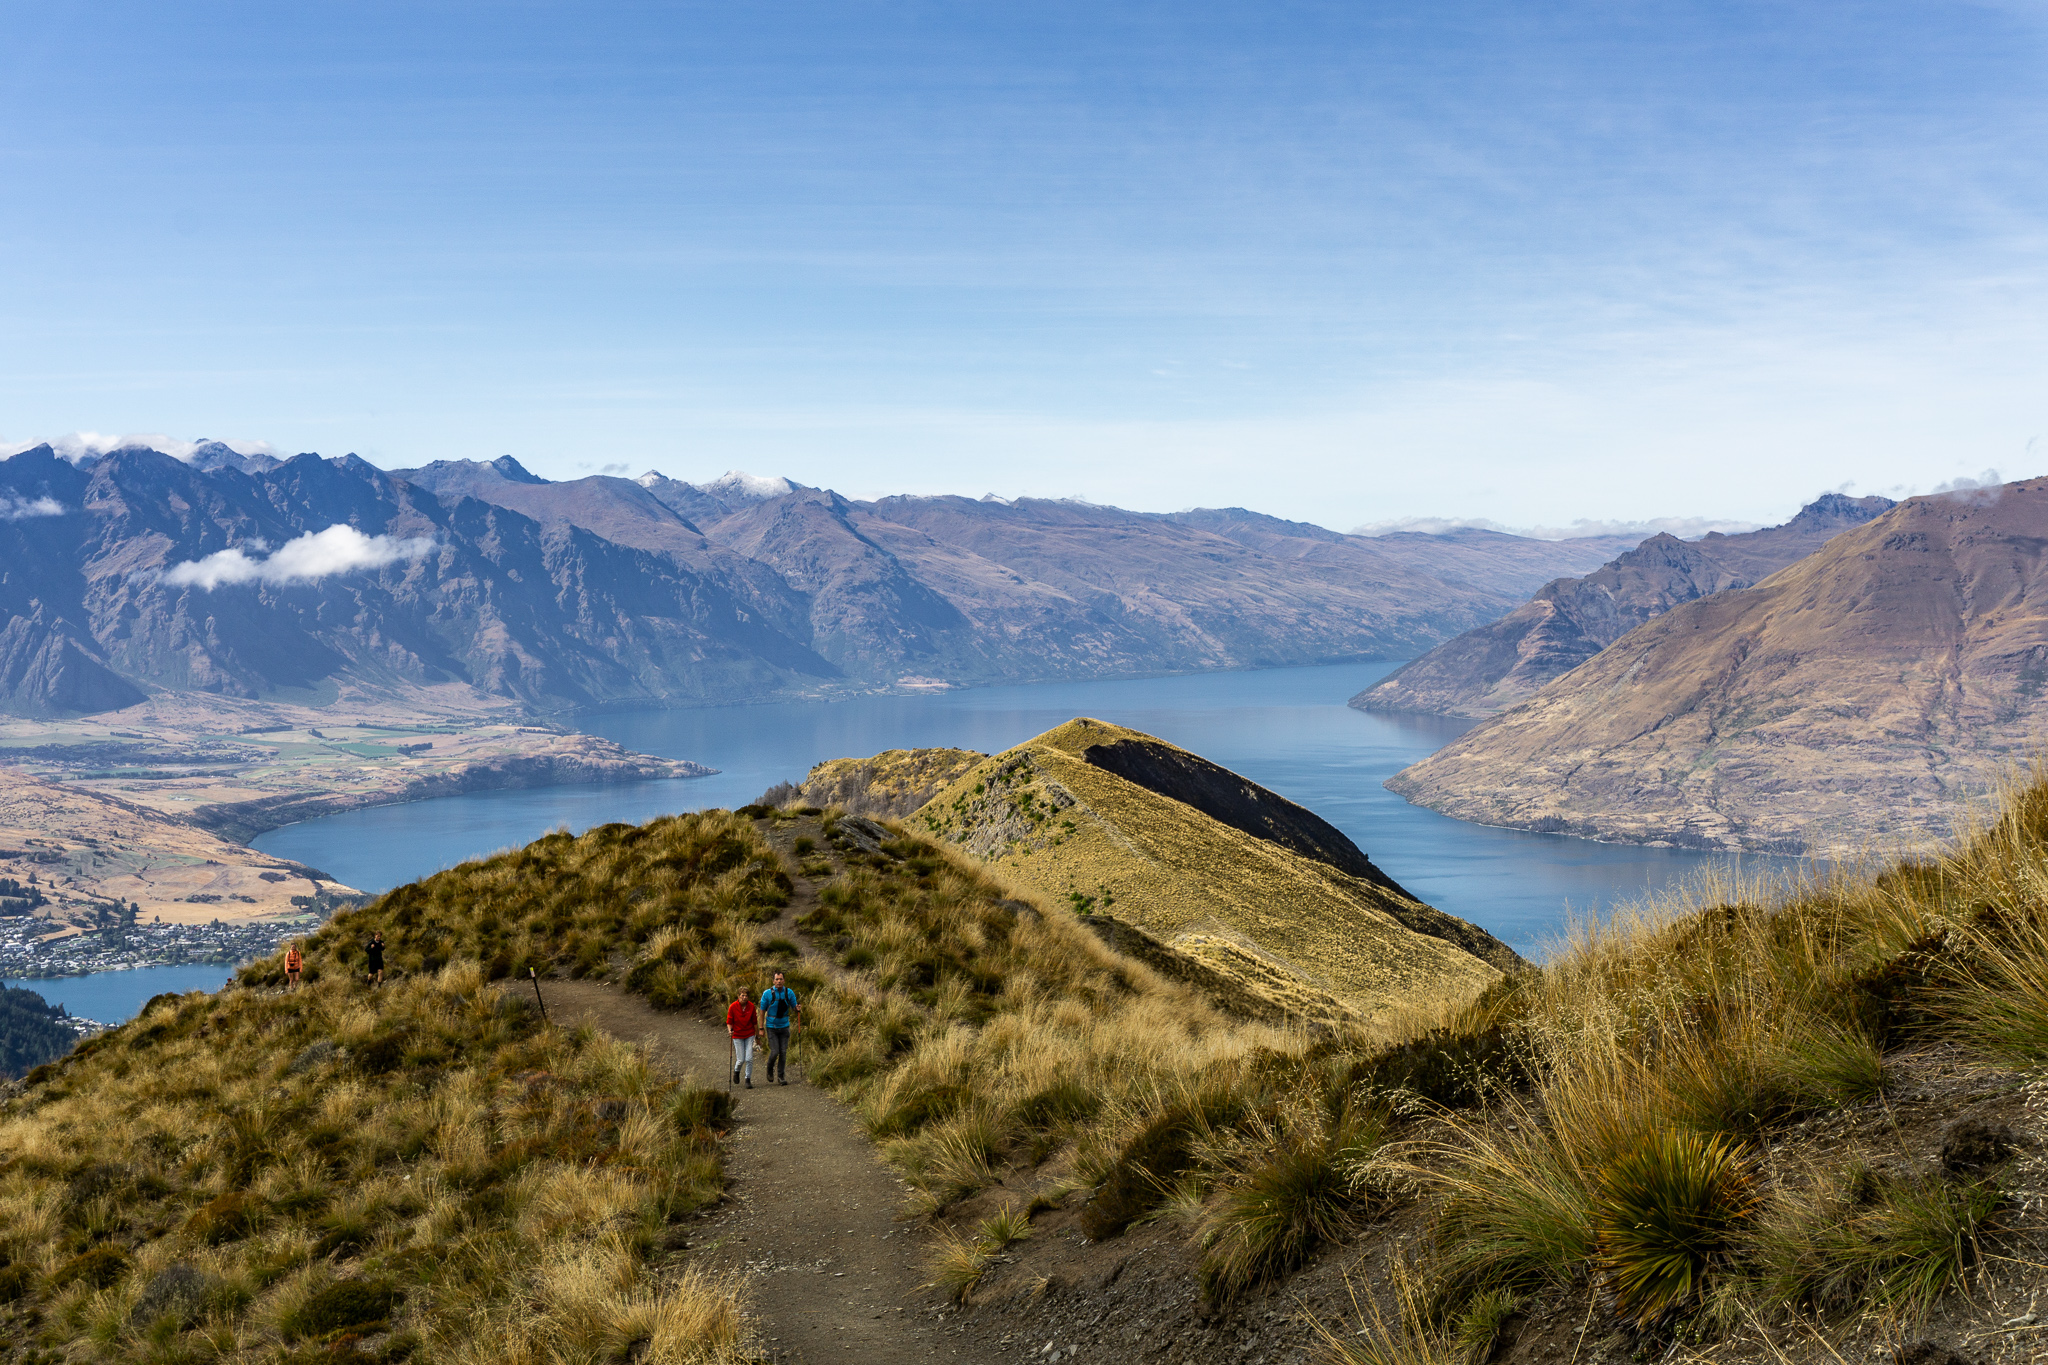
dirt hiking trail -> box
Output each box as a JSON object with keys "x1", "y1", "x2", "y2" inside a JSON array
[{"x1": 537, "y1": 814, "x2": 1000, "y2": 1365}]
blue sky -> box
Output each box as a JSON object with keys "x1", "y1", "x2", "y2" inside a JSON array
[{"x1": 2, "y1": 0, "x2": 2043, "y2": 532}]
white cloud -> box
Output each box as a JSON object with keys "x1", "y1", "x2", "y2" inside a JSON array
[
  {"x1": 1352, "y1": 513, "x2": 1761, "y2": 542},
  {"x1": 1928, "y1": 468, "x2": 2003, "y2": 494},
  {"x1": 0, "y1": 433, "x2": 276, "y2": 463},
  {"x1": 160, "y1": 524, "x2": 435, "y2": 590},
  {"x1": 0, "y1": 495, "x2": 65, "y2": 521}
]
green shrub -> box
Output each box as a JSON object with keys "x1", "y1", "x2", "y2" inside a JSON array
[
  {"x1": 280, "y1": 1279, "x2": 403, "y2": 1341},
  {"x1": 48, "y1": 1244, "x2": 129, "y2": 1290},
  {"x1": 187, "y1": 1190, "x2": 266, "y2": 1245},
  {"x1": 1590, "y1": 1128, "x2": 1757, "y2": 1326}
]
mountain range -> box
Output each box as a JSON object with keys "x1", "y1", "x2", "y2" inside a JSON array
[
  {"x1": 1386, "y1": 477, "x2": 2048, "y2": 854},
  {"x1": 1351, "y1": 492, "x2": 1896, "y2": 717},
  {"x1": 0, "y1": 443, "x2": 1636, "y2": 719}
]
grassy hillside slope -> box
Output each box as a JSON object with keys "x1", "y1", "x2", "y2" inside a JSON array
[
  {"x1": 909, "y1": 719, "x2": 1513, "y2": 1023},
  {"x1": 0, "y1": 967, "x2": 742, "y2": 1363},
  {"x1": 26, "y1": 727, "x2": 2047, "y2": 1362}
]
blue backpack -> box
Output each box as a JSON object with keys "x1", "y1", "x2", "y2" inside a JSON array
[{"x1": 760, "y1": 985, "x2": 799, "y2": 1029}]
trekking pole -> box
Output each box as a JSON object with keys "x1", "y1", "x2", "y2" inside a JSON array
[{"x1": 527, "y1": 968, "x2": 549, "y2": 1024}]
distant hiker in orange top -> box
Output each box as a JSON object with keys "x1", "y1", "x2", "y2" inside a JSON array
[
  {"x1": 284, "y1": 942, "x2": 304, "y2": 989},
  {"x1": 726, "y1": 987, "x2": 758, "y2": 1088}
]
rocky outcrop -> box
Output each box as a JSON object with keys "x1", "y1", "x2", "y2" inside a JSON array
[
  {"x1": 1353, "y1": 493, "x2": 1895, "y2": 717},
  {"x1": 1078, "y1": 734, "x2": 1417, "y2": 900},
  {"x1": 1384, "y1": 479, "x2": 2048, "y2": 855},
  {"x1": 780, "y1": 747, "x2": 986, "y2": 818}
]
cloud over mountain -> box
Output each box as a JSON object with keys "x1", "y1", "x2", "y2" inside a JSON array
[
  {"x1": 160, "y1": 525, "x2": 436, "y2": 589},
  {"x1": 0, "y1": 495, "x2": 63, "y2": 521}
]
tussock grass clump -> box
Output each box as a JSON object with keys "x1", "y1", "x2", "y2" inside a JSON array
[
  {"x1": 1342, "y1": 772, "x2": 2048, "y2": 1346},
  {"x1": 1199, "y1": 1100, "x2": 1391, "y2": 1300},
  {"x1": 1083, "y1": 1084, "x2": 1248, "y2": 1241},
  {"x1": 0, "y1": 965, "x2": 747, "y2": 1363},
  {"x1": 925, "y1": 1226, "x2": 994, "y2": 1304},
  {"x1": 1750, "y1": 1163, "x2": 2004, "y2": 1321},
  {"x1": 1590, "y1": 1128, "x2": 1756, "y2": 1326}
]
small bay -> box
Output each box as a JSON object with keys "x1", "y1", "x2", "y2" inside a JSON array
[
  {"x1": 4, "y1": 964, "x2": 237, "y2": 1025},
  {"x1": 252, "y1": 662, "x2": 1807, "y2": 957}
]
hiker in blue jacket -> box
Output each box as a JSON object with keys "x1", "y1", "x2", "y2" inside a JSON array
[{"x1": 759, "y1": 970, "x2": 802, "y2": 1086}]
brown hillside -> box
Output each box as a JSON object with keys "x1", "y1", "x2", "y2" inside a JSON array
[
  {"x1": 1353, "y1": 493, "x2": 1894, "y2": 718},
  {"x1": 1386, "y1": 477, "x2": 2048, "y2": 854},
  {"x1": 912, "y1": 719, "x2": 1517, "y2": 1023}
]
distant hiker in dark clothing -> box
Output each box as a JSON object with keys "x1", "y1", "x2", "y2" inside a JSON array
[
  {"x1": 726, "y1": 987, "x2": 758, "y2": 1088},
  {"x1": 365, "y1": 931, "x2": 385, "y2": 986},
  {"x1": 759, "y1": 971, "x2": 801, "y2": 1085},
  {"x1": 284, "y1": 942, "x2": 303, "y2": 990}
]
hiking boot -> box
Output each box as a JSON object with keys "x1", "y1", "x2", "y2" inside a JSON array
[
  {"x1": 732, "y1": 1066, "x2": 740, "y2": 1084},
  {"x1": 745, "y1": 1077, "x2": 752, "y2": 1088}
]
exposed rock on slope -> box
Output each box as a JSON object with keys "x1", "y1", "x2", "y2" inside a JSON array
[
  {"x1": 1386, "y1": 478, "x2": 2048, "y2": 854},
  {"x1": 775, "y1": 747, "x2": 986, "y2": 818},
  {"x1": 1354, "y1": 493, "x2": 1895, "y2": 717},
  {"x1": 913, "y1": 719, "x2": 1519, "y2": 1022}
]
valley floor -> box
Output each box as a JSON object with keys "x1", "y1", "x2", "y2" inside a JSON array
[{"x1": 0, "y1": 686, "x2": 708, "y2": 939}]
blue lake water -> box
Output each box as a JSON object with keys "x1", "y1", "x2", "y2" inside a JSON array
[
  {"x1": 5, "y1": 964, "x2": 237, "y2": 1024},
  {"x1": 252, "y1": 662, "x2": 1807, "y2": 958}
]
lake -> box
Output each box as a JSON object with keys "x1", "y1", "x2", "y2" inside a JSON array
[
  {"x1": 252, "y1": 661, "x2": 1806, "y2": 960},
  {"x1": 4, "y1": 964, "x2": 237, "y2": 1026}
]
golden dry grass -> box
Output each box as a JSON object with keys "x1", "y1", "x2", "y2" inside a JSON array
[
  {"x1": 0, "y1": 963, "x2": 747, "y2": 1363},
  {"x1": 911, "y1": 719, "x2": 1503, "y2": 1023}
]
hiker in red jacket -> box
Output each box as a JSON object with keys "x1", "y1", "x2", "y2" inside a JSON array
[{"x1": 726, "y1": 986, "x2": 758, "y2": 1089}]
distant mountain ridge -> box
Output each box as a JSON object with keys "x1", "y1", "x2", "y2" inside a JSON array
[
  {"x1": 1384, "y1": 477, "x2": 2048, "y2": 854},
  {"x1": 1352, "y1": 492, "x2": 1896, "y2": 717},
  {"x1": 0, "y1": 443, "x2": 1641, "y2": 717}
]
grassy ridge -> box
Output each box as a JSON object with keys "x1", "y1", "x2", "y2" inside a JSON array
[
  {"x1": 0, "y1": 966, "x2": 742, "y2": 1364},
  {"x1": 912, "y1": 720, "x2": 1505, "y2": 1023},
  {"x1": 284, "y1": 806, "x2": 1306, "y2": 1230}
]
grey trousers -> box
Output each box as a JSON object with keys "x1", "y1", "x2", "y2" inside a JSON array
[{"x1": 765, "y1": 1027, "x2": 790, "y2": 1077}]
